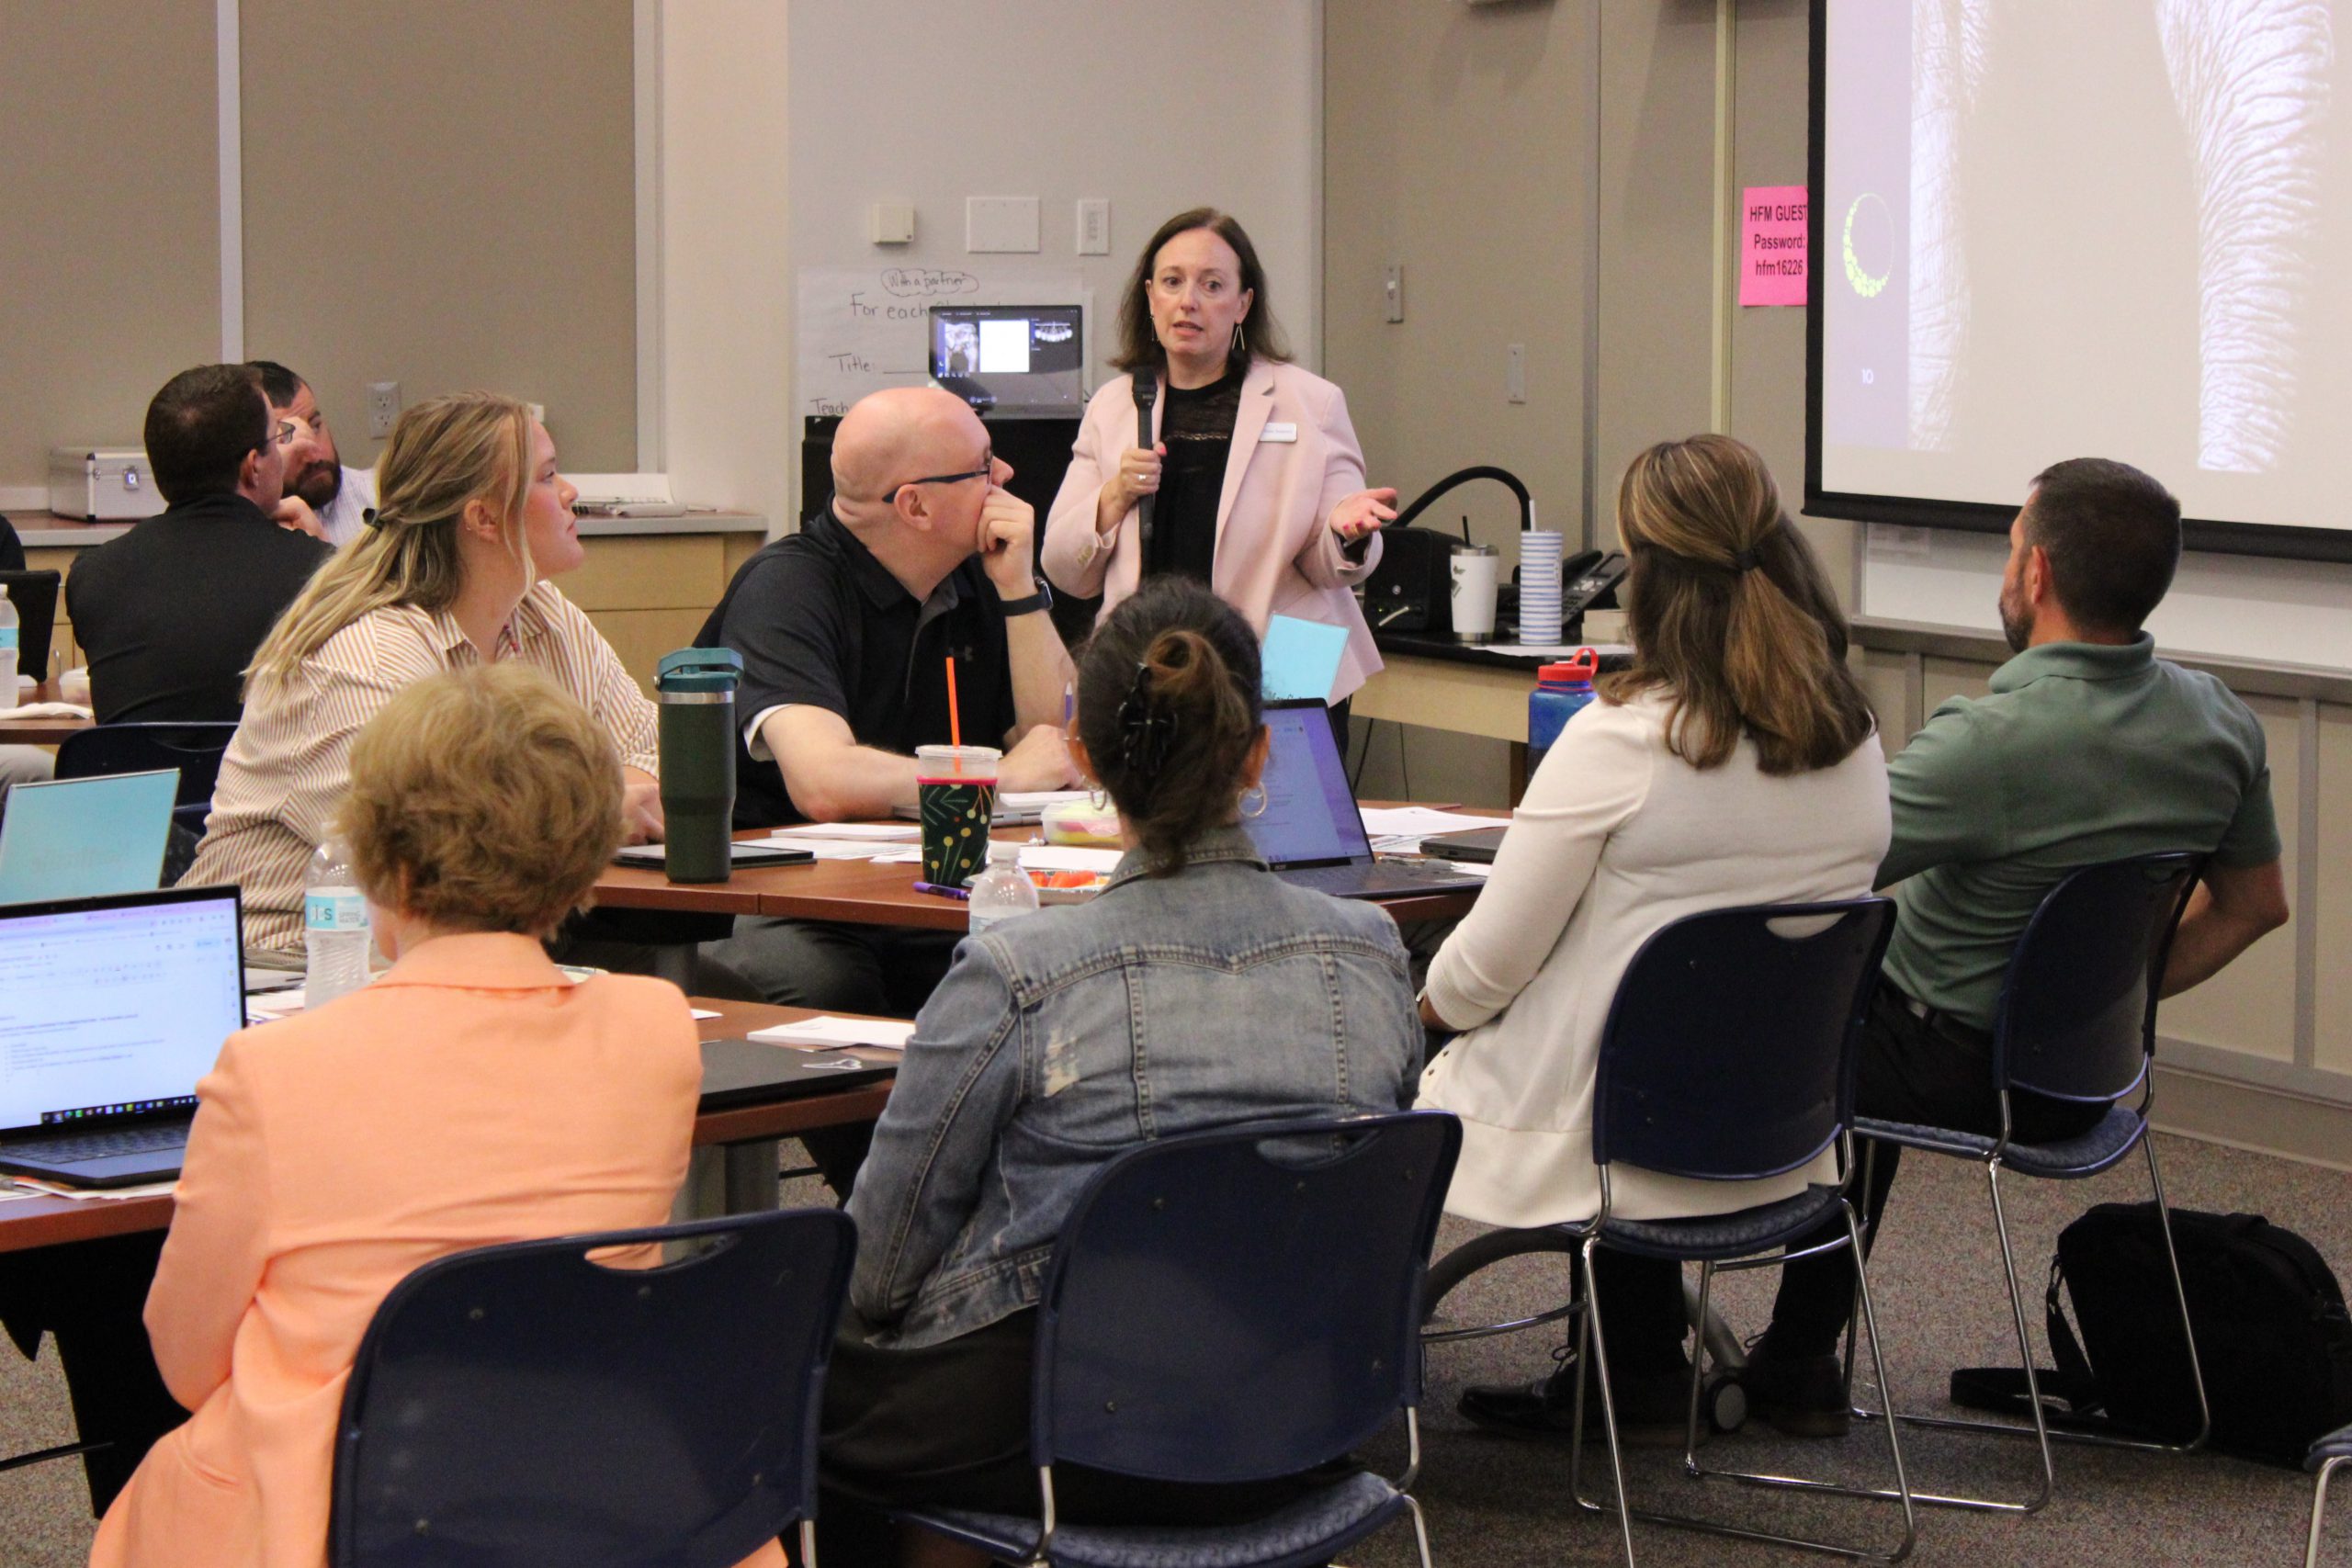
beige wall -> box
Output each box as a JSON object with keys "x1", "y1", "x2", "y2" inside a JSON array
[
  {"x1": 241, "y1": 0, "x2": 638, "y2": 473},
  {"x1": 1329, "y1": 2, "x2": 1826, "y2": 807},
  {"x1": 0, "y1": 2, "x2": 639, "y2": 495},
  {"x1": 0, "y1": 1, "x2": 224, "y2": 490}
]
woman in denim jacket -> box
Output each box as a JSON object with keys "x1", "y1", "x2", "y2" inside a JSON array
[{"x1": 820, "y1": 577, "x2": 1422, "y2": 1560}]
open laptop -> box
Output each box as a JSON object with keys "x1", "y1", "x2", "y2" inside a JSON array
[
  {"x1": 0, "y1": 768, "x2": 179, "y2": 905},
  {"x1": 699, "y1": 1036, "x2": 895, "y2": 1106},
  {"x1": 0, "y1": 885, "x2": 245, "y2": 1188},
  {"x1": 1248, "y1": 700, "x2": 1489, "y2": 901}
]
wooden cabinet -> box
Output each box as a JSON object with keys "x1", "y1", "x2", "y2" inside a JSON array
[{"x1": 8, "y1": 513, "x2": 768, "y2": 696}]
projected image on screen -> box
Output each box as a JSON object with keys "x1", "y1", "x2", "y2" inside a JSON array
[{"x1": 1816, "y1": 0, "x2": 2345, "y2": 541}]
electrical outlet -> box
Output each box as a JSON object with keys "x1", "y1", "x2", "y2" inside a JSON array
[
  {"x1": 366, "y1": 381, "x2": 401, "y2": 438},
  {"x1": 1507, "y1": 344, "x2": 1526, "y2": 403}
]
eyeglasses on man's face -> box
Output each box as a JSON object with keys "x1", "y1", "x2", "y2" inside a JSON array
[
  {"x1": 891, "y1": 451, "x2": 995, "y2": 498},
  {"x1": 259, "y1": 420, "x2": 298, "y2": 450}
]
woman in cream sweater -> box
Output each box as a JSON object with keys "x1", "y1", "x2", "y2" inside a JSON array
[{"x1": 1418, "y1": 434, "x2": 1890, "y2": 1441}]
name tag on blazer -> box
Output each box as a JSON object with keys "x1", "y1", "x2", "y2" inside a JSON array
[{"x1": 1260, "y1": 422, "x2": 1299, "y2": 443}]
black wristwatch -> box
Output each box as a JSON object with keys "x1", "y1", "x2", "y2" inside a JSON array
[{"x1": 998, "y1": 579, "x2": 1053, "y2": 618}]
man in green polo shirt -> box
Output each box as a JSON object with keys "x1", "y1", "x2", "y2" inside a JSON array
[{"x1": 1744, "y1": 457, "x2": 2290, "y2": 1436}]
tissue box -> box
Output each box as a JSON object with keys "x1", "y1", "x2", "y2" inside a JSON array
[{"x1": 50, "y1": 446, "x2": 167, "y2": 522}]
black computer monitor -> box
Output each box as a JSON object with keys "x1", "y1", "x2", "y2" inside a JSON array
[{"x1": 928, "y1": 304, "x2": 1085, "y2": 419}]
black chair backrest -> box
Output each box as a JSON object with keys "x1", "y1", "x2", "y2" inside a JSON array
[
  {"x1": 0, "y1": 570, "x2": 60, "y2": 683},
  {"x1": 1994, "y1": 852, "x2": 2201, "y2": 1104},
  {"x1": 56, "y1": 722, "x2": 238, "y2": 807},
  {"x1": 1035, "y1": 1111, "x2": 1461, "y2": 1484},
  {"x1": 330, "y1": 1208, "x2": 854, "y2": 1568},
  {"x1": 1591, "y1": 899, "x2": 1896, "y2": 1181}
]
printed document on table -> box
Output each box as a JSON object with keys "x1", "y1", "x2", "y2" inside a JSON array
[
  {"x1": 1357, "y1": 807, "x2": 1508, "y2": 838},
  {"x1": 747, "y1": 1015, "x2": 918, "y2": 1050}
]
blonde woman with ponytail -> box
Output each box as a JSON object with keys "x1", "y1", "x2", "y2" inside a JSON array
[
  {"x1": 1417, "y1": 434, "x2": 1892, "y2": 1442},
  {"x1": 187, "y1": 393, "x2": 663, "y2": 953}
]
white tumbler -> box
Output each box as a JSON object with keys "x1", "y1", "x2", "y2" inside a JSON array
[{"x1": 1450, "y1": 545, "x2": 1499, "y2": 644}]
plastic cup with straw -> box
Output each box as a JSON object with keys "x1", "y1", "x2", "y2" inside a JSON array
[{"x1": 915, "y1": 655, "x2": 1001, "y2": 888}]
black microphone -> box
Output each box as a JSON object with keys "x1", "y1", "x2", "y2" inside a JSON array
[{"x1": 1133, "y1": 372, "x2": 1158, "y2": 556}]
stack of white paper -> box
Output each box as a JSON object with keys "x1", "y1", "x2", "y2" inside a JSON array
[{"x1": 746, "y1": 1015, "x2": 918, "y2": 1050}]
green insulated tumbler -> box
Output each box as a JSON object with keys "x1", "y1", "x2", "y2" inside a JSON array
[{"x1": 655, "y1": 647, "x2": 744, "y2": 884}]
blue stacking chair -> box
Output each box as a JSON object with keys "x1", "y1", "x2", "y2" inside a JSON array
[
  {"x1": 1844, "y1": 853, "x2": 2208, "y2": 1515},
  {"x1": 56, "y1": 720, "x2": 238, "y2": 834},
  {"x1": 896, "y1": 1111, "x2": 1463, "y2": 1568},
  {"x1": 329, "y1": 1208, "x2": 855, "y2": 1568},
  {"x1": 2308, "y1": 1423, "x2": 2352, "y2": 1568},
  {"x1": 1419, "y1": 899, "x2": 1909, "y2": 1566}
]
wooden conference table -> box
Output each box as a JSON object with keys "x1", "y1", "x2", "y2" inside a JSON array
[
  {"x1": 0, "y1": 998, "x2": 895, "y2": 1255},
  {"x1": 594, "y1": 818, "x2": 1494, "y2": 931}
]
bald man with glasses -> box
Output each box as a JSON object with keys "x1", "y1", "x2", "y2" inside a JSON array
[{"x1": 696, "y1": 386, "x2": 1078, "y2": 1036}]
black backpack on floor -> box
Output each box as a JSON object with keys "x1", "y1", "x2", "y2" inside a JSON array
[{"x1": 1949, "y1": 1201, "x2": 2352, "y2": 1466}]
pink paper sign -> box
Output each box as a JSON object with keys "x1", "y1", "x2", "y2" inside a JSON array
[{"x1": 1739, "y1": 185, "x2": 1809, "y2": 308}]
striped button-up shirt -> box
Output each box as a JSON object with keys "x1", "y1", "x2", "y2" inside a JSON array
[{"x1": 185, "y1": 583, "x2": 660, "y2": 953}]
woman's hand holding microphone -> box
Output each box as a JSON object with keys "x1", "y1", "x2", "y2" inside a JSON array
[{"x1": 1095, "y1": 443, "x2": 1166, "y2": 536}]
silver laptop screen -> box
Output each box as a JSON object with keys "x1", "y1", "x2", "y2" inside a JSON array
[
  {"x1": 1248, "y1": 704, "x2": 1373, "y2": 870},
  {"x1": 0, "y1": 890, "x2": 243, "y2": 1133}
]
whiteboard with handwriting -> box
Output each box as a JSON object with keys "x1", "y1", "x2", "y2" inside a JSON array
[{"x1": 796, "y1": 266, "x2": 1091, "y2": 419}]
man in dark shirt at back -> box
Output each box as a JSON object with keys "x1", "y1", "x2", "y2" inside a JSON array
[{"x1": 66, "y1": 364, "x2": 334, "y2": 724}]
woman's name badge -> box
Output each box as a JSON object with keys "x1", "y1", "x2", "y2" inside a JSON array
[{"x1": 1260, "y1": 423, "x2": 1299, "y2": 443}]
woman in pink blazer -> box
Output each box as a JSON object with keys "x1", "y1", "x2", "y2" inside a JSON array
[
  {"x1": 1043, "y1": 208, "x2": 1396, "y2": 705},
  {"x1": 90, "y1": 664, "x2": 779, "y2": 1568}
]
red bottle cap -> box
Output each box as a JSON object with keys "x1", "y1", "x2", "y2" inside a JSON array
[{"x1": 1538, "y1": 649, "x2": 1599, "y2": 683}]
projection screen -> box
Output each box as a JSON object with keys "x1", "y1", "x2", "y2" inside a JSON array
[{"x1": 1807, "y1": 0, "x2": 2352, "y2": 561}]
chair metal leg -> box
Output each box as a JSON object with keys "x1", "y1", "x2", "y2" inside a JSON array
[
  {"x1": 1576, "y1": 1215, "x2": 1917, "y2": 1563},
  {"x1": 1851, "y1": 1137, "x2": 2211, "y2": 1517},
  {"x1": 1402, "y1": 1489, "x2": 1437, "y2": 1568},
  {"x1": 2141, "y1": 1139, "x2": 2213, "y2": 1453},
  {"x1": 2311, "y1": 1454, "x2": 2346, "y2": 1568},
  {"x1": 1848, "y1": 1160, "x2": 2058, "y2": 1513},
  {"x1": 1566, "y1": 1236, "x2": 1643, "y2": 1567}
]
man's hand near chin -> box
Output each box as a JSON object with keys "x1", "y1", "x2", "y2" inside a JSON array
[
  {"x1": 273, "y1": 496, "x2": 327, "y2": 540},
  {"x1": 978, "y1": 486, "x2": 1038, "y2": 596}
]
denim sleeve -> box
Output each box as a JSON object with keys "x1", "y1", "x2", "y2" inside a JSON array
[{"x1": 844, "y1": 940, "x2": 1023, "y2": 1325}]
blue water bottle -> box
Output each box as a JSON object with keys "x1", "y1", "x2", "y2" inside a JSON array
[{"x1": 1527, "y1": 648, "x2": 1600, "y2": 778}]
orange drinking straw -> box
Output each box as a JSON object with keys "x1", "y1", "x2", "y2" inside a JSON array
[{"x1": 944, "y1": 656, "x2": 962, "y2": 770}]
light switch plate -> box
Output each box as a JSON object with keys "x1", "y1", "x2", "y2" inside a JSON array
[
  {"x1": 967, "y1": 196, "x2": 1041, "y2": 253},
  {"x1": 1384, "y1": 264, "x2": 1405, "y2": 323},
  {"x1": 1076, "y1": 198, "x2": 1111, "y2": 255},
  {"x1": 1507, "y1": 344, "x2": 1525, "y2": 404}
]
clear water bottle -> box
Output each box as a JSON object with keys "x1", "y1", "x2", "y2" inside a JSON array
[
  {"x1": 0, "y1": 587, "x2": 18, "y2": 698},
  {"x1": 967, "y1": 861, "x2": 1040, "y2": 935},
  {"x1": 303, "y1": 840, "x2": 373, "y2": 1007},
  {"x1": 1527, "y1": 649, "x2": 1600, "y2": 779}
]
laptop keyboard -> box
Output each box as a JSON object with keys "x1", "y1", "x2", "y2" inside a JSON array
[
  {"x1": 1281, "y1": 861, "x2": 1478, "y2": 897},
  {"x1": 6, "y1": 1124, "x2": 187, "y2": 1164}
]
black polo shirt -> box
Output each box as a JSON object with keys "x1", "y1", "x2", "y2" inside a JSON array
[
  {"x1": 696, "y1": 502, "x2": 1019, "y2": 828},
  {"x1": 65, "y1": 492, "x2": 334, "y2": 724}
]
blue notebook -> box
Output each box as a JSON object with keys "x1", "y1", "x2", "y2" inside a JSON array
[{"x1": 0, "y1": 769, "x2": 179, "y2": 905}]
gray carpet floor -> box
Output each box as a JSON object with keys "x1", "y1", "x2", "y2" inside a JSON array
[{"x1": 3, "y1": 1131, "x2": 2346, "y2": 1566}]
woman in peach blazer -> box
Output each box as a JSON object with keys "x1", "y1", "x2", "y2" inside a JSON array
[
  {"x1": 1043, "y1": 208, "x2": 1396, "y2": 705},
  {"x1": 91, "y1": 665, "x2": 780, "y2": 1568}
]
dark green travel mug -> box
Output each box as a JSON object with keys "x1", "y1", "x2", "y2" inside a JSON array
[{"x1": 656, "y1": 648, "x2": 744, "y2": 884}]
